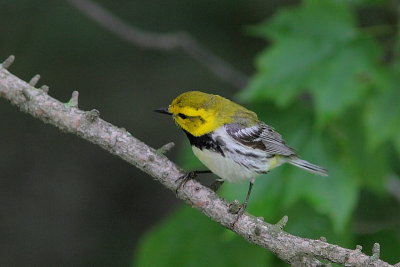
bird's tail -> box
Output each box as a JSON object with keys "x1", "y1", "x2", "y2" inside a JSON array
[{"x1": 288, "y1": 157, "x2": 328, "y2": 176}]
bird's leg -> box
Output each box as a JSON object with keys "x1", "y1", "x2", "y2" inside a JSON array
[
  {"x1": 230, "y1": 181, "x2": 254, "y2": 227},
  {"x1": 175, "y1": 170, "x2": 212, "y2": 194},
  {"x1": 209, "y1": 180, "x2": 224, "y2": 192}
]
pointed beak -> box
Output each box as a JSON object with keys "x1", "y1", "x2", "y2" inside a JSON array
[{"x1": 154, "y1": 107, "x2": 172, "y2": 115}]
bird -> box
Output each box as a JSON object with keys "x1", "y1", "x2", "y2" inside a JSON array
[{"x1": 155, "y1": 91, "x2": 328, "y2": 225}]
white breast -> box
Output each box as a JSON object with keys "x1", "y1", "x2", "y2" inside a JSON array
[{"x1": 192, "y1": 146, "x2": 257, "y2": 183}]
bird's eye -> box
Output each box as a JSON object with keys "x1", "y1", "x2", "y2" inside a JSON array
[{"x1": 178, "y1": 113, "x2": 188, "y2": 119}]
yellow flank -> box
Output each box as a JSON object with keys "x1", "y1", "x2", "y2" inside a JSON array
[
  {"x1": 168, "y1": 91, "x2": 258, "y2": 136},
  {"x1": 267, "y1": 156, "x2": 282, "y2": 171}
]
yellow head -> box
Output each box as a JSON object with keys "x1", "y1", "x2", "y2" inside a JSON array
[{"x1": 156, "y1": 91, "x2": 258, "y2": 136}]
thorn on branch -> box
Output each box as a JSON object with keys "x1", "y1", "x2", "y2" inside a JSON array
[
  {"x1": 319, "y1": 236, "x2": 327, "y2": 242},
  {"x1": 85, "y1": 109, "x2": 100, "y2": 122},
  {"x1": 41, "y1": 85, "x2": 49, "y2": 93},
  {"x1": 22, "y1": 87, "x2": 32, "y2": 101},
  {"x1": 371, "y1": 243, "x2": 380, "y2": 260},
  {"x1": 366, "y1": 243, "x2": 380, "y2": 264},
  {"x1": 29, "y1": 74, "x2": 41, "y2": 87},
  {"x1": 2, "y1": 55, "x2": 15, "y2": 69},
  {"x1": 355, "y1": 245, "x2": 363, "y2": 252},
  {"x1": 275, "y1": 215, "x2": 288, "y2": 230},
  {"x1": 157, "y1": 142, "x2": 175, "y2": 154},
  {"x1": 65, "y1": 91, "x2": 79, "y2": 108}
]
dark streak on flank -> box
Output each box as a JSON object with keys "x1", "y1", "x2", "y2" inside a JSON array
[{"x1": 233, "y1": 149, "x2": 260, "y2": 158}]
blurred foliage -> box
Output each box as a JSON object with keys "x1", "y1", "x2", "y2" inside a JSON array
[{"x1": 135, "y1": 0, "x2": 400, "y2": 266}]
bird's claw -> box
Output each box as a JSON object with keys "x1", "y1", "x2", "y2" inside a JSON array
[
  {"x1": 229, "y1": 200, "x2": 248, "y2": 228},
  {"x1": 175, "y1": 171, "x2": 197, "y2": 195}
]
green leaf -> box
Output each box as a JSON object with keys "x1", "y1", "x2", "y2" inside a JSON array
[
  {"x1": 240, "y1": 0, "x2": 381, "y2": 126},
  {"x1": 241, "y1": 37, "x2": 336, "y2": 107},
  {"x1": 248, "y1": 0, "x2": 356, "y2": 42},
  {"x1": 337, "y1": 110, "x2": 389, "y2": 191},
  {"x1": 364, "y1": 72, "x2": 400, "y2": 152},
  {"x1": 307, "y1": 37, "x2": 379, "y2": 126},
  {"x1": 285, "y1": 201, "x2": 354, "y2": 246},
  {"x1": 134, "y1": 207, "x2": 272, "y2": 267},
  {"x1": 281, "y1": 133, "x2": 359, "y2": 233}
]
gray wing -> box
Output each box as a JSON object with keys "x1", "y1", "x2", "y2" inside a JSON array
[{"x1": 225, "y1": 123, "x2": 295, "y2": 156}]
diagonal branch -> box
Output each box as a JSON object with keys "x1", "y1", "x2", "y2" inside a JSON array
[
  {"x1": 0, "y1": 57, "x2": 395, "y2": 267},
  {"x1": 64, "y1": 0, "x2": 249, "y2": 89}
]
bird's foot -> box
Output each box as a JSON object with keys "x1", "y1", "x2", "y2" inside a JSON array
[
  {"x1": 175, "y1": 171, "x2": 197, "y2": 195},
  {"x1": 175, "y1": 170, "x2": 211, "y2": 195},
  {"x1": 229, "y1": 200, "x2": 248, "y2": 228}
]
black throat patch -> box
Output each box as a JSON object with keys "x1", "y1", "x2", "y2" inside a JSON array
[{"x1": 183, "y1": 130, "x2": 225, "y2": 156}]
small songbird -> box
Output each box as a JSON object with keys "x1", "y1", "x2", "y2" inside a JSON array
[{"x1": 155, "y1": 91, "x2": 327, "y2": 223}]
